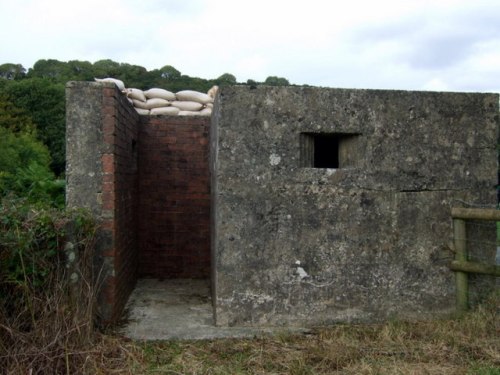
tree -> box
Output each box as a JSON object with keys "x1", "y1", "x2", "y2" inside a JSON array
[
  {"x1": 0, "y1": 126, "x2": 63, "y2": 206},
  {"x1": 159, "y1": 65, "x2": 181, "y2": 80},
  {"x1": 67, "y1": 60, "x2": 95, "y2": 81},
  {"x1": 118, "y1": 63, "x2": 149, "y2": 89},
  {"x1": 28, "y1": 59, "x2": 69, "y2": 80},
  {"x1": 92, "y1": 59, "x2": 121, "y2": 78},
  {"x1": 0, "y1": 127, "x2": 50, "y2": 173},
  {"x1": 264, "y1": 76, "x2": 290, "y2": 86},
  {"x1": 216, "y1": 73, "x2": 237, "y2": 86},
  {"x1": 0, "y1": 94, "x2": 36, "y2": 133},
  {"x1": 0, "y1": 63, "x2": 26, "y2": 80},
  {"x1": 0, "y1": 93, "x2": 63, "y2": 206},
  {"x1": 3, "y1": 78, "x2": 66, "y2": 175}
]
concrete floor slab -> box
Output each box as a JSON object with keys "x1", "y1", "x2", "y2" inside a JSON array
[{"x1": 119, "y1": 279, "x2": 308, "y2": 340}]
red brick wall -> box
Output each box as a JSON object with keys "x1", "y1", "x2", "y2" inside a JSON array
[
  {"x1": 100, "y1": 85, "x2": 140, "y2": 321},
  {"x1": 138, "y1": 116, "x2": 211, "y2": 279},
  {"x1": 67, "y1": 82, "x2": 211, "y2": 323}
]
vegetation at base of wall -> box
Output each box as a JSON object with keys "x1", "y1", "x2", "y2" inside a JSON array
[
  {"x1": 2, "y1": 253, "x2": 497, "y2": 375},
  {"x1": 117, "y1": 294, "x2": 500, "y2": 374},
  {"x1": 0, "y1": 196, "x2": 100, "y2": 373},
  {"x1": 124, "y1": 295, "x2": 499, "y2": 374},
  {"x1": 7, "y1": 294, "x2": 497, "y2": 375}
]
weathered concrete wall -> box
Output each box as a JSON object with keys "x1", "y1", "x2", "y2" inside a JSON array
[{"x1": 211, "y1": 86, "x2": 498, "y2": 327}]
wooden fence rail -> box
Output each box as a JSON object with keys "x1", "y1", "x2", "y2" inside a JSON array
[{"x1": 450, "y1": 207, "x2": 500, "y2": 312}]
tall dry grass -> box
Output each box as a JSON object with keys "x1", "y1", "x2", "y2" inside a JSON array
[{"x1": 0, "y1": 203, "x2": 137, "y2": 374}]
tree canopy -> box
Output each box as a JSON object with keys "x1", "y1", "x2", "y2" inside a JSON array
[
  {"x1": 2, "y1": 78, "x2": 65, "y2": 175},
  {"x1": 216, "y1": 73, "x2": 237, "y2": 86},
  {"x1": 0, "y1": 96, "x2": 63, "y2": 206},
  {"x1": 0, "y1": 58, "x2": 294, "y2": 179},
  {"x1": 0, "y1": 63, "x2": 26, "y2": 80},
  {"x1": 264, "y1": 76, "x2": 290, "y2": 86}
]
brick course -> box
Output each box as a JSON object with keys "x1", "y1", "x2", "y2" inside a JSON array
[
  {"x1": 99, "y1": 85, "x2": 140, "y2": 322},
  {"x1": 138, "y1": 117, "x2": 211, "y2": 279}
]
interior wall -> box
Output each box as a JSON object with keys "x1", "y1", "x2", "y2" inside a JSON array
[{"x1": 137, "y1": 116, "x2": 211, "y2": 279}]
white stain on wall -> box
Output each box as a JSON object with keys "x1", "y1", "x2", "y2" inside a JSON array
[{"x1": 269, "y1": 153, "x2": 281, "y2": 166}]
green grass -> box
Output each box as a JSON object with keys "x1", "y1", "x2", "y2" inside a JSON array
[{"x1": 115, "y1": 294, "x2": 499, "y2": 375}]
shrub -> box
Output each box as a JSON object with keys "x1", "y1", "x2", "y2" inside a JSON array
[
  {"x1": 0, "y1": 126, "x2": 64, "y2": 207},
  {"x1": 0, "y1": 197, "x2": 98, "y2": 373}
]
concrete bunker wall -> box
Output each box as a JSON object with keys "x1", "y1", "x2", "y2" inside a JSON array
[
  {"x1": 67, "y1": 82, "x2": 498, "y2": 326},
  {"x1": 211, "y1": 86, "x2": 498, "y2": 326},
  {"x1": 66, "y1": 82, "x2": 210, "y2": 322}
]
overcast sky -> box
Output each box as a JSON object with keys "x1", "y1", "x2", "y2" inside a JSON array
[{"x1": 1, "y1": 0, "x2": 499, "y2": 92}]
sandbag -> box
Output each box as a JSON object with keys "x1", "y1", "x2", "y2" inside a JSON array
[
  {"x1": 205, "y1": 102, "x2": 213, "y2": 109},
  {"x1": 132, "y1": 99, "x2": 149, "y2": 109},
  {"x1": 94, "y1": 77, "x2": 125, "y2": 91},
  {"x1": 207, "y1": 85, "x2": 218, "y2": 99},
  {"x1": 150, "y1": 106, "x2": 180, "y2": 116},
  {"x1": 135, "y1": 108, "x2": 150, "y2": 115},
  {"x1": 199, "y1": 107, "x2": 212, "y2": 116},
  {"x1": 178, "y1": 110, "x2": 204, "y2": 116},
  {"x1": 125, "y1": 88, "x2": 147, "y2": 102},
  {"x1": 176, "y1": 90, "x2": 213, "y2": 104},
  {"x1": 171, "y1": 101, "x2": 204, "y2": 111},
  {"x1": 144, "y1": 88, "x2": 176, "y2": 101},
  {"x1": 145, "y1": 98, "x2": 170, "y2": 109}
]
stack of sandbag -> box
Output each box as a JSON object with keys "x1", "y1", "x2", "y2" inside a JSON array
[
  {"x1": 95, "y1": 77, "x2": 218, "y2": 117},
  {"x1": 124, "y1": 87, "x2": 177, "y2": 116},
  {"x1": 125, "y1": 86, "x2": 217, "y2": 116}
]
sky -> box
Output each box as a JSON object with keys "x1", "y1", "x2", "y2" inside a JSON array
[{"x1": 1, "y1": 0, "x2": 500, "y2": 93}]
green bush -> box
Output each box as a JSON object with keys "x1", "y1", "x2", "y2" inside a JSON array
[
  {"x1": 0, "y1": 196, "x2": 99, "y2": 373},
  {"x1": 0, "y1": 197, "x2": 95, "y2": 318},
  {"x1": 0, "y1": 126, "x2": 64, "y2": 207},
  {"x1": 1, "y1": 77, "x2": 66, "y2": 175}
]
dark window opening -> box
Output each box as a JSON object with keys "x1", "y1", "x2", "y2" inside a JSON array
[
  {"x1": 300, "y1": 133, "x2": 361, "y2": 168},
  {"x1": 314, "y1": 135, "x2": 339, "y2": 168}
]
